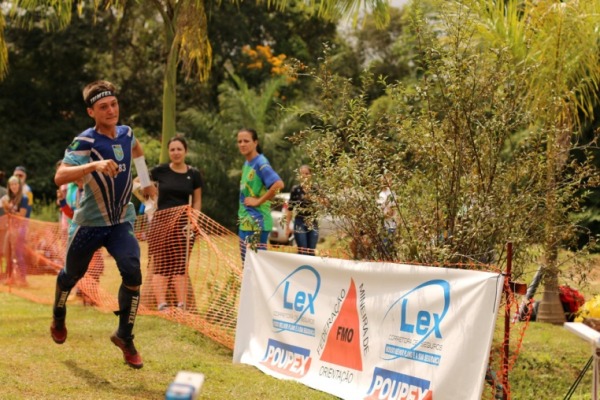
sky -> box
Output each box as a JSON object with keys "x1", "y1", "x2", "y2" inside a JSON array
[
  {"x1": 391, "y1": 0, "x2": 410, "y2": 7},
  {"x1": 338, "y1": 0, "x2": 410, "y2": 31}
]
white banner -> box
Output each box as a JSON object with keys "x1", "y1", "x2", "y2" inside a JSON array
[{"x1": 233, "y1": 250, "x2": 504, "y2": 400}]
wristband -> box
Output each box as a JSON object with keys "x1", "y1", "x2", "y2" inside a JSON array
[{"x1": 133, "y1": 156, "x2": 151, "y2": 188}]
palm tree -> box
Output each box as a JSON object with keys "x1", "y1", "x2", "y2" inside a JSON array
[
  {"x1": 3, "y1": 0, "x2": 390, "y2": 162},
  {"x1": 462, "y1": 0, "x2": 600, "y2": 323},
  {"x1": 0, "y1": 12, "x2": 7, "y2": 80}
]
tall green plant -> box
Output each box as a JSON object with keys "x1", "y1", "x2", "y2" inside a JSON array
[
  {"x1": 179, "y1": 69, "x2": 306, "y2": 228},
  {"x1": 460, "y1": 0, "x2": 600, "y2": 322},
  {"x1": 5, "y1": 0, "x2": 390, "y2": 163},
  {"x1": 293, "y1": 3, "x2": 594, "y2": 277}
]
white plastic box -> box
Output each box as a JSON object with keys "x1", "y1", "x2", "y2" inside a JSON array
[{"x1": 165, "y1": 371, "x2": 205, "y2": 400}]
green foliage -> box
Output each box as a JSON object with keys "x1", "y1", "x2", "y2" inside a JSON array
[
  {"x1": 292, "y1": 4, "x2": 596, "y2": 279},
  {"x1": 178, "y1": 110, "x2": 240, "y2": 229},
  {"x1": 31, "y1": 198, "x2": 60, "y2": 223},
  {"x1": 456, "y1": 0, "x2": 600, "y2": 310},
  {"x1": 343, "y1": 6, "x2": 414, "y2": 99},
  {"x1": 134, "y1": 128, "x2": 161, "y2": 169},
  {"x1": 0, "y1": 7, "x2": 113, "y2": 200},
  {"x1": 180, "y1": 68, "x2": 310, "y2": 228}
]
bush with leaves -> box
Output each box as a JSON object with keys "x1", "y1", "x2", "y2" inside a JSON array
[{"x1": 291, "y1": 5, "x2": 596, "y2": 278}]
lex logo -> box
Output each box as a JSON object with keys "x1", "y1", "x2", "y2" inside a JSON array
[
  {"x1": 364, "y1": 367, "x2": 432, "y2": 400},
  {"x1": 270, "y1": 265, "x2": 320, "y2": 323},
  {"x1": 260, "y1": 338, "x2": 312, "y2": 378},
  {"x1": 384, "y1": 280, "x2": 450, "y2": 348}
]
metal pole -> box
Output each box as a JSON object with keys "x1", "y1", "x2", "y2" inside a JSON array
[
  {"x1": 503, "y1": 242, "x2": 512, "y2": 400},
  {"x1": 183, "y1": 196, "x2": 192, "y2": 310},
  {"x1": 517, "y1": 265, "x2": 544, "y2": 321},
  {"x1": 594, "y1": 348, "x2": 599, "y2": 400}
]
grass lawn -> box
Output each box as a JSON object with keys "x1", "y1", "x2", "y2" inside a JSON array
[
  {"x1": 0, "y1": 290, "x2": 597, "y2": 399},
  {"x1": 2, "y1": 231, "x2": 598, "y2": 399},
  {"x1": 0, "y1": 292, "x2": 336, "y2": 400},
  {"x1": 508, "y1": 321, "x2": 595, "y2": 399}
]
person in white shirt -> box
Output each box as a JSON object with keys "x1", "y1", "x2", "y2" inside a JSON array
[{"x1": 377, "y1": 173, "x2": 398, "y2": 259}]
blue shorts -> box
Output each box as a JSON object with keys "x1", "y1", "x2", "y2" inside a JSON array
[{"x1": 58, "y1": 222, "x2": 142, "y2": 289}]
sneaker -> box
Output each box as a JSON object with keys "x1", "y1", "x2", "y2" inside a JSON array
[
  {"x1": 110, "y1": 331, "x2": 143, "y2": 369},
  {"x1": 50, "y1": 318, "x2": 67, "y2": 344}
]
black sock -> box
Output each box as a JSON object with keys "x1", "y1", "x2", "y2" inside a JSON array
[
  {"x1": 52, "y1": 281, "x2": 71, "y2": 321},
  {"x1": 117, "y1": 284, "x2": 140, "y2": 339}
]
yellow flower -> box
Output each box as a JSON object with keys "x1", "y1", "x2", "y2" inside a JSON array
[
  {"x1": 575, "y1": 294, "x2": 600, "y2": 321},
  {"x1": 247, "y1": 61, "x2": 263, "y2": 70},
  {"x1": 257, "y1": 45, "x2": 273, "y2": 59}
]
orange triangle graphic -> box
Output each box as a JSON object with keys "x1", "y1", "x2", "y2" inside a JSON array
[{"x1": 320, "y1": 278, "x2": 363, "y2": 371}]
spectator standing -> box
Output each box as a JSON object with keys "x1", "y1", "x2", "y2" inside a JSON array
[
  {"x1": 285, "y1": 165, "x2": 319, "y2": 256},
  {"x1": 377, "y1": 173, "x2": 398, "y2": 260},
  {"x1": 237, "y1": 128, "x2": 284, "y2": 262},
  {"x1": 13, "y1": 166, "x2": 33, "y2": 207},
  {"x1": 0, "y1": 170, "x2": 6, "y2": 215},
  {"x1": 1, "y1": 175, "x2": 31, "y2": 285},
  {"x1": 146, "y1": 135, "x2": 202, "y2": 312},
  {"x1": 0, "y1": 170, "x2": 6, "y2": 279},
  {"x1": 56, "y1": 178, "x2": 84, "y2": 230},
  {"x1": 50, "y1": 80, "x2": 156, "y2": 369}
]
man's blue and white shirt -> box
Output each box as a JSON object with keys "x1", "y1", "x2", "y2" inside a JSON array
[{"x1": 62, "y1": 125, "x2": 137, "y2": 227}]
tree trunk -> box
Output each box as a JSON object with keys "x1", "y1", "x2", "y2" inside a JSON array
[
  {"x1": 536, "y1": 288, "x2": 564, "y2": 323},
  {"x1": 536, "y1": 123, "x2": 566, "y2": 324},
  {"x1": 536, "y1": 257, "x2": 565, "y2": 324},
  {"x1": 537, "y1": 205, "x2": 565, "y2": 323},
  {"x1": 159, "y1": 26, "x2": 178, "y2": 163}
]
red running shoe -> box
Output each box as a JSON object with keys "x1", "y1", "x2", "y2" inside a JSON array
[
  {"x1": 50, "y1": 319, "x2": 67, "y2": 344},
  {"x1": 110, "y1": 331, "x2": 143, "y2": 369}
]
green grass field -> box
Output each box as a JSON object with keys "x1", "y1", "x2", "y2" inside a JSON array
[
  {"x1": 0, "y1": 292, "x2": 336, "y2": 400},
  {"x1": 0, "y1": 291, "x2": 596, "y2": 399},
  {"x1": 2, "y1": 229, "x2": 599, "y2": 399}
]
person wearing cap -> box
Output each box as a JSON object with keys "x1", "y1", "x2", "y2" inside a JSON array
[
  {"x1": 13, "y1": 166, "x2": 33, "y2": 210},
  {"x1": 50, "y1": 80, "x2": 156, "y2": 369}
]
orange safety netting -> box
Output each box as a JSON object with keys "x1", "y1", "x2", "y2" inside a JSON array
[{"x1": 0, "y1": 210, "x2": 528, "y2": 399}]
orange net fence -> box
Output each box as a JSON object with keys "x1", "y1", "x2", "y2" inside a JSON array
[{"x1": 0, "y1": 209, "x2": 529, "y2": 399}]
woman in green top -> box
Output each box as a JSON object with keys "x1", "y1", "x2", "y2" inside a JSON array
[{"x1": 237, "y1": 128, "x2": 284, "y2": 262}]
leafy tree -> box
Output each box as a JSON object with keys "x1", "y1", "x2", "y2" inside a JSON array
[
  {"x1": 180, "y1": 65, "x2": 306, "y2": 228},
  {"x1": 0, "y1": 1, "x2": 364, "y2": 225},
  {"x1": 343, "y1": 6, "x2": 413, "y2": 98},
  {"x1": 0, "y1": 4, "x2": 114, "y2": 200},
  {"x1": 292, "y1": 0, "x2": 595, "y2": 284},
  {"x1": 178, "y1": 110, "x2": 237, "y2": 228},
  {"x1": 205, "y1": 1, "x2": 339, "y2": 99},
  {"x1": 5, "y1": 0, "x2": 390, "y2": 164},
  {"x1": 460, "y1": 0, "x2": 600, "y2": 323},
  {"x1": 0, "y1": 3, "x2": 167, "y2": 201}
]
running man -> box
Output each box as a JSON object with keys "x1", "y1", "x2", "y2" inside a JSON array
[{"x1": 50, "y1": 80, "x2": 156, "y2": 369}]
